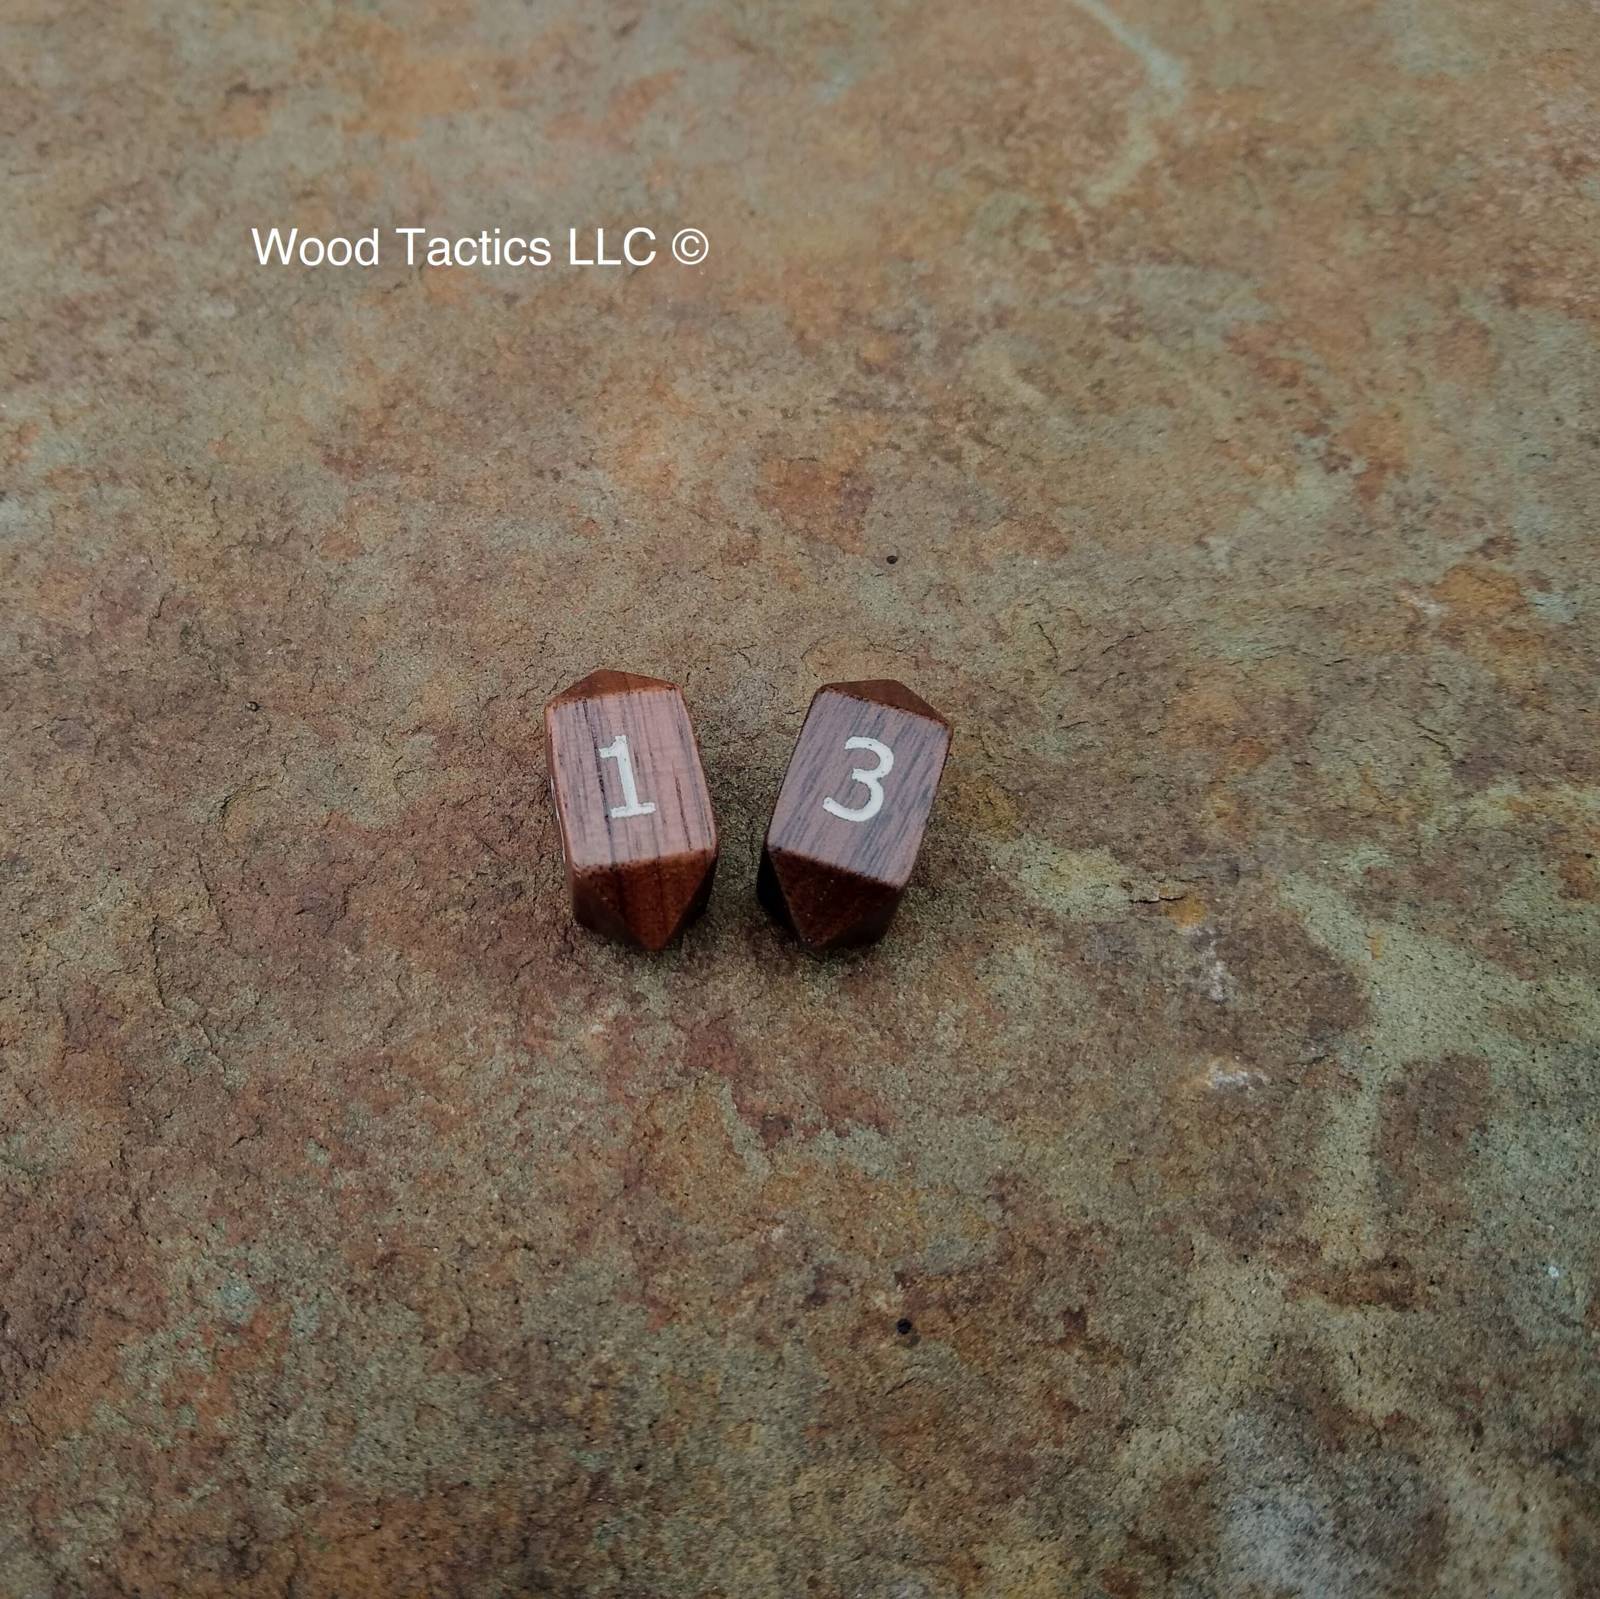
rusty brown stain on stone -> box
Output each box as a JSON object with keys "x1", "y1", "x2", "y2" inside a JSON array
[{"x1": 1375, "y1": 1054, "x2": 1493, "y2": 1229}]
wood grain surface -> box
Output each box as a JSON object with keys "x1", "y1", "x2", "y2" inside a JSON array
[
  {"x1": 545, "y1": 669, "x2": 718, "y2": 948},
  {"x1": 760, "y1": 680, "x2": 951, "y2": 949}
]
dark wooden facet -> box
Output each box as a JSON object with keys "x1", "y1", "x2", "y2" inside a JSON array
[
  {"x1": 545, "y1": 669, "x2": 718, "y2": 950},
  {"x1": 758, "y1": 680, "x2": 950, "y2": 950}
]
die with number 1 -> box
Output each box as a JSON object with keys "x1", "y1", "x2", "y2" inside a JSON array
[
  {"x1": 545, "y1": 670, "x2": 718, "y2": 950},
  {"x1": 758, "y1": 680, "x2": 951, "y2": 950}
]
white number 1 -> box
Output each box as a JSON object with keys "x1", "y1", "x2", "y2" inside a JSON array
[
  {"x1": 823, "y1": 736, "x2": 894, "y2": 824},
  {"x1": 598, "y1": 734, "x2": 656, "y2": 820}
]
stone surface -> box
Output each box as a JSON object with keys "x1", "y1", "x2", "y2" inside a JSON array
[{"x1": 2, "y1": 0, "x2": 1597, "y2": 1594}]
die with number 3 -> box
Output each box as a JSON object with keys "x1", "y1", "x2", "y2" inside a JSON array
[{"x1": 758, "y1": 680, "x2": 951, "y2": 950}]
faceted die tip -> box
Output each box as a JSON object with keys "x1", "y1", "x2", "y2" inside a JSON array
[
  {"x1": 758, "y1": 848, "x2": 902, "y2": 951},
  {"x1": 575, "y1": 848, "x2": 718, "y2": 951}
]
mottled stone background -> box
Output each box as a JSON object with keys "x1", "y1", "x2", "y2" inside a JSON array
[{"x1": 2, "y1": 0, "x2": 1597, "y2": 1594}]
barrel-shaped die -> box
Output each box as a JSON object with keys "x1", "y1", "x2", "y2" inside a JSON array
[
  {"x1": 758, "y1": 680, "x2": 950, "y2": 950},
  {"x1": 545, "y1": 670, "x2": 718, "y2": 950}
]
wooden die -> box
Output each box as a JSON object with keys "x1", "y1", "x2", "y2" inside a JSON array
[
  {"x1": 545, "y1": 670, "x2": 718, "y2": 949},
  {"x1": 758, "y1": 680, "x2": 950, "y2": 950}
]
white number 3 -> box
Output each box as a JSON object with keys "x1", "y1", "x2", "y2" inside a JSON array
[{"x1": 823, "y1": 736, "x2": 894, "y2": 824}]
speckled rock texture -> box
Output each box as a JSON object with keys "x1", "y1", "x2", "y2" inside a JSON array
[{"x1": 2, "y1": 1, "x2": 1597, "y2": 1594}]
